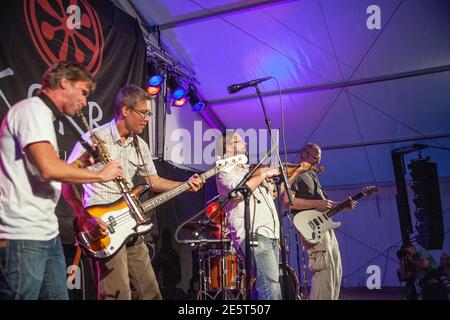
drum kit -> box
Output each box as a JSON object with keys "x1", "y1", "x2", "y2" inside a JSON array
[
  {"x1": 183, "y1": 219, "x2": 302, "y2": 300},
  {"x1": 183, "y1": 221, "x2": 244, "y2": 300}
]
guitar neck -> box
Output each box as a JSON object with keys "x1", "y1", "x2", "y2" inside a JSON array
[
  {"x1": 326, "y1": 191, "x2": 366, "y2": 218},
  {"x1": 141, "y1": 167, "x2": 217, "y2": 215}
]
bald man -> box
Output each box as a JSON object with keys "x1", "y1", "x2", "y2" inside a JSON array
[{"x1": 286, "y1": 144, "x2": 356, "y2": 300}]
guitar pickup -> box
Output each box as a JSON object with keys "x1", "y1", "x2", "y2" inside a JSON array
[
  {"x1": 308, "y1": 221, "x2": 316, "y2": 230},
  {"x1": 313, "y1": 218, "x2": 320, "y2": 226},
  {"x1": 107, "y1": 216, "x2": 117, "y2": 234}
]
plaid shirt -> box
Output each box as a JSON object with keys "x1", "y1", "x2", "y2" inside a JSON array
[{"x1": 68, "y1": 120, "x2": 157, "y2": 207}]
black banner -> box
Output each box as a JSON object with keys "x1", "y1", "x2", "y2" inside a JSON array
[{"x1": 0, "y1": 0, "x2": 147, "y2": 242}]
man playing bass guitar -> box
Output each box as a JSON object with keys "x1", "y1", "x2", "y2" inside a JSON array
[{"x1": 63, "y1": 85, "x2": 204, "y2": 300}]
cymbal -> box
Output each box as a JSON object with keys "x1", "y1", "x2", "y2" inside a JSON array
[{"x1": 183, "y1": 221, "x2": 220, "y2": 232}]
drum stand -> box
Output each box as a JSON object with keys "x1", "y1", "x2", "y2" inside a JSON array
[
  {"x1": 196, "y1": 245, "x2": 215, "y2": 300},
  {"x1": 281, "y1": 208, "x2": 309, "y2": 300},
  {"x1": 195, "y1": 242, "x2": 243, "y2": 300},
  {"x1": 288, "y1": 211, "x2": 309, "y2": 300},
  {"x1": 298, "y1": 240, "x2": 309, "y2": 300}
]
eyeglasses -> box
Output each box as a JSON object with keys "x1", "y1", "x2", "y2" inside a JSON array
[{"x1": 131, "y1": 108, "x2": 153, "y2": 119}]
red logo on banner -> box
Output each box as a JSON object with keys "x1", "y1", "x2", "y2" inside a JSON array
[{"x1": 24, "y1": 0, "x2": 104, "y2": 76}]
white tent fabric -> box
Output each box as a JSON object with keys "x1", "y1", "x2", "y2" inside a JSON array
[
  {"x1": 127, "y1": 0, "x2": 450, "y2": 180},
  {"x1": 113, "y1": 0, "x2": 450, "y2": 289}
]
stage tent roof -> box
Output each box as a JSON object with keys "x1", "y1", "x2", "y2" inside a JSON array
[{"x1": 113, "y1": 0, "x2": 450, "y2": 187}]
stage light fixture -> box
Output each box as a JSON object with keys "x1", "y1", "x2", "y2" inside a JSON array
[
  {"x1": 188, "y1": 85, "x2": 206, "y2": 112},
  {"x1": 167, "y1": 74, "x2": 187, "y2": 100},
  {"x1": 146, "y1": 61, "x2": 164, "y2": 96},
  {"x1": 171, "y1": 96, "x2": 187, "y2": 107}
]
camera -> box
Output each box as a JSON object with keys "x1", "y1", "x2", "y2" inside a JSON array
[{"x1": 397, "y1": 249, "x2": 416, "y2": 275}]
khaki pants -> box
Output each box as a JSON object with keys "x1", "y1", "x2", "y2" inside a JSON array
[
  {"x1": 94, "y1": 237, "x2": 162, "y2": 300},
  {"x1": 307, "y1": 229, "x2": 342, "y2": 300}
]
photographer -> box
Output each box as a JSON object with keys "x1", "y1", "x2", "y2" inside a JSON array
[
  {"x1": 396, "y1": 242, "x2": 447, "y2": 300},
  {"x1": 438, "y1": 253, "x2": 450, "y2": 298}
]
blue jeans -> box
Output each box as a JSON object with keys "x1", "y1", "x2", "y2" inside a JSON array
[
  {"x1": 240, "y1": 234, "x2": 282, "y2": 300},
  {"x1": 0, "y1": 236, "x2": 69, "y2": 300}
]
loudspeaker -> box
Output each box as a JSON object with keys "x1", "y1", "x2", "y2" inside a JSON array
[{"x1": 408, "y1": 158, "x2": 444, "y2": 250}]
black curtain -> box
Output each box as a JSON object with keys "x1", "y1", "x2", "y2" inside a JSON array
[
  {"x1": 151, "y1": 159, "x2": 219, "y2": 299},
  {"x1": 0, "y1": 0, "x2": 147, "y2": 243}
]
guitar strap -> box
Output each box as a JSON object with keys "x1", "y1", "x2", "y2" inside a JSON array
[
  {"x1": 133, "y1": 134, "x2": 153, "y2": 195},
  {"x1": 309, "y1": 171, "x2": 328, "y2": 200},
  {"x1": 38, "y1": 92, "x2": 99, "y2": 159}
]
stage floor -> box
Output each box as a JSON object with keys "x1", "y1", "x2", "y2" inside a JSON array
[{"x1": 340, "y1": 286, "x2": 407, "y2": 300}]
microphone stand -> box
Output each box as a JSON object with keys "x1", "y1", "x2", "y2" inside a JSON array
[
  {"x1": 254, "y1": 84, "x2": 294, "y2": 300},
  {"x1": 176, "y1": 146, "x2": 276, "y2": 300}
]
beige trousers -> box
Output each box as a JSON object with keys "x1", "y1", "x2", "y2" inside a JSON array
[
  {"x1": 94, "y1": 237, "x2": 162, "y2": 300},
  {"x1": 307, "y1": 229, "x2": 342, "y2": 300}
]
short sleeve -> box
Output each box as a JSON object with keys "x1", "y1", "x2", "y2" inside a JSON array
[
  {"x1": 14, "y1": 102, "x2": 56, "y2": 153},
  {"x1": 294, "y1": 174, "x2": 307, "y2": 197}
]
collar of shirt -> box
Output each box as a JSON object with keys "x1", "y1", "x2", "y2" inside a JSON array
[{"x1": 109, "y1": 119, "x2": 134, "y2": 147}]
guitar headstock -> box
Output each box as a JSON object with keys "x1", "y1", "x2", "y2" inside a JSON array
[
  {"x1": 362, "y1": 185, "x2": 378, "y2": 196},
  {"x1": 216, "y1": 155, "x2": 248, "y2": 173}
]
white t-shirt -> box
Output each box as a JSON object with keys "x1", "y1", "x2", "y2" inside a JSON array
[
  {"x1": 216, "y1": 165, "x2": 280, "y2": 251},
  {"x1": 0, "y1": 97, "x2": 61, "y2": 240}
]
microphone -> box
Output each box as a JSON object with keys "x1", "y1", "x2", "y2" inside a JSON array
[{"x1": 227, "y1": 76, "x2": 273, "y2": 94}]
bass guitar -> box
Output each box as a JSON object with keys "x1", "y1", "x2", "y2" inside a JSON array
[{"x1": 76, "y1": 155, "x2": 247, "y2": 259}]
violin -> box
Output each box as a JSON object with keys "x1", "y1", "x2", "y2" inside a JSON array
[
  {"x1": 248, "y1": 164, "x2": 277, "y2": 179},
  {"x1": 283, "y1": 162, "x2": 325, "y2": 178},
  {"x1": 249, "y1": 162, "x2": 324, "y2": 179}
]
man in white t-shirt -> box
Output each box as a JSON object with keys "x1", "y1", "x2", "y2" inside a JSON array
[{"x1": 0, "y1": 62, "x2": 123, "y2": 300}]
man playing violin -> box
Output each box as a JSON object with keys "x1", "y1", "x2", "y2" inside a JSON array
[{"x1": 216, "y1": 131, "x2": 283, "y2": 300}]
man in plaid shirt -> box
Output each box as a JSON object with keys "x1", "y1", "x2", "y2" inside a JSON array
[{"x1": 64, "y1": 85, "x2": 204, "y2": 300}]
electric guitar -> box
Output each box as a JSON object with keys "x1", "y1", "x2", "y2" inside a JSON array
[
  {"x1": 293, "y1": 186, "x2": 378, "y2": 246},
  {"x1": 75, "y1": 155, "x2": 248, "y2": 259}
]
